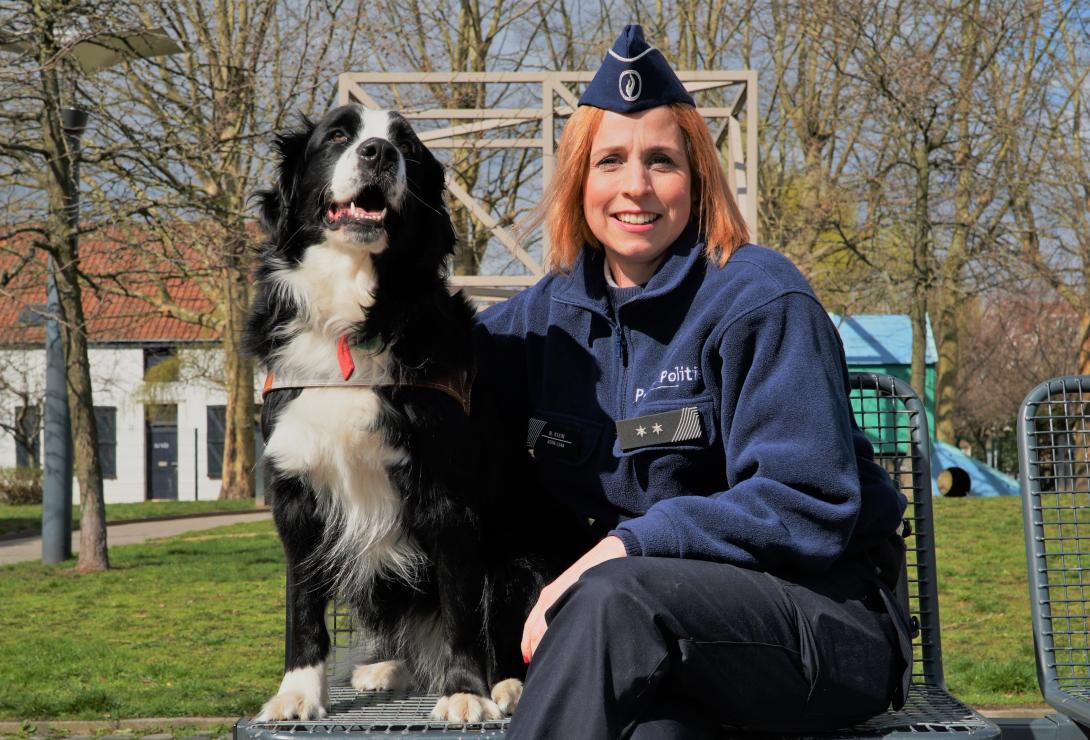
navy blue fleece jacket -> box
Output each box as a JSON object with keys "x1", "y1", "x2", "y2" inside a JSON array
[{"x1": 477, "y1": 225, "x2": 905, "y2": 575}]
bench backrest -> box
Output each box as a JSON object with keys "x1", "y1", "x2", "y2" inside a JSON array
[
  {"x1": 1019, "y1": 375, "x2": 1090, "y2": 724},
  {"x1": 848, "y1": 372, "x2": 943, "y2": 688}
]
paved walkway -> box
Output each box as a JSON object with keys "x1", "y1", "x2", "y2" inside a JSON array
[{"x1": 0, "y1": 511, "x2": 272, "y2": 565}]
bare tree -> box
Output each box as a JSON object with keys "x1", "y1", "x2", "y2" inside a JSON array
[
  {"x1": 81, "y1": 1, "x2": 376, "y2": 499},
  {"x1": 1009, "y1": 10, "x2": 1090, "y2": 375},
  {"x1": 0, "y1": 0, "x2": 156, "y2": 570}
]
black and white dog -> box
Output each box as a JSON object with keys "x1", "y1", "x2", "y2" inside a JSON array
[{"x1": 247, "y1": 106, "x2": 589, "y2": 723}]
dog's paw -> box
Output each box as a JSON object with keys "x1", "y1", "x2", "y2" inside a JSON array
[
  {"x1": 430, "y1": 693, "x2": 503, "y2": 722},
  {"x1": 351, "y1": 660, "x2": 414, "y2": 692},
  {"x1": 255, "y1": 691, "x2": 327, "y2": 721},
  {"x1": 490, "y1": 678, "x2": 523, "y2": 715},
  {"x1": 255, "y1": 665, "x2": 328, "y2": 721}
]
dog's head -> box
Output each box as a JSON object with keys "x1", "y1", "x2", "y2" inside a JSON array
[{"x1": 259, "y1": 106, "x2": 453, "y2": 263}]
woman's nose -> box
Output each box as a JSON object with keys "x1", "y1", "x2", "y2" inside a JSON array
[{"x1": 621, "y1": 161, "x2": 653, "y2": 196}]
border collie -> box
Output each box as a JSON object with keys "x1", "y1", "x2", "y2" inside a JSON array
[{"x1": 246, "y1": 105, "x2": 589, "y2": 723}]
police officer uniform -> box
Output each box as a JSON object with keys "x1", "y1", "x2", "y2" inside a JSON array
[{"x1": 476, "y1": 25, "x2": 913, "y2": 739}]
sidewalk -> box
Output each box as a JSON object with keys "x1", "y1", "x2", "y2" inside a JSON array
[{"x1": 0, "y1": 511, "x2": 272, "y2": 566}]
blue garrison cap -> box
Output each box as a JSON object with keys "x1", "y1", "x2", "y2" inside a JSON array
[{"x1": 578, "y1": 25, "x2": 695, "y2": 112}]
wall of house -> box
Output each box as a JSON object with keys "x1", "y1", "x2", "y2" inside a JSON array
[{"x1": 0, "y1": 345, "x2": 260, "y2": 505}]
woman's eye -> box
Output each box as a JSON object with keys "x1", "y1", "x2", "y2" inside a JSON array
[
  {"x1": 329, "y1": 131, "x2": 349, "y2": 144},
  {"x1": 595, "y1": 155, "x2": 621, "y2": 168},
  {"x1": 649, "y1": 153, "x2": 675, "y2": 167}
]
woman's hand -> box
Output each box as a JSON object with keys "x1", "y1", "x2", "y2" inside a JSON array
[{"x1": 521, "y1": 535, "x2": 627, "y2": 662}]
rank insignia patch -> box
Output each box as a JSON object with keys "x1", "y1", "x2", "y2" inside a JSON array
[{"x1": 616, "y1": 406, "x2": 703, "y2": 452}]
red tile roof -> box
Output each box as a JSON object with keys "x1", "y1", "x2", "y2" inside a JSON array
[{"x1": 0, "y1": 229, "x2": 223, "y2": 345}]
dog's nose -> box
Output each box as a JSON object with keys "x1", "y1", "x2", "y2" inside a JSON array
[{"x1": 358, "y1": 138, "x2": 398, "y2": 168}]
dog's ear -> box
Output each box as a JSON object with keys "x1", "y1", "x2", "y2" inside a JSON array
[
  {"x1": 419, "y1": 150, "x2": 458, "y2": 259},
  {"x1": 256, "y1": 118, "x2": 315, "y2": 233}
]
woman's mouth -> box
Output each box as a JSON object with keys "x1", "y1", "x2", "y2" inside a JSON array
[{"x1": 612, "y1": 212, "x2": 660, "y2": 231}]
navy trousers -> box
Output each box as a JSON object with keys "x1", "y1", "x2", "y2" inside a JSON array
[{"x1": 506, "y1": 556, "x2": 910, "y2": 739}]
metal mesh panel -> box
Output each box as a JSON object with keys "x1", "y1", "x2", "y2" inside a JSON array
[
  {"x1": 848, "y1": 373, "x2": 943, "y2": 687},
  {"x1": 1019, "y1": 375, "x2": 1090, "y2": 724},
  {"x1": 237, "y1": 685, "x2": 991, "y2": 738}
]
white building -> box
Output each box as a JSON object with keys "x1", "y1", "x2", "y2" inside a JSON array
[{"x1": 0, "y1": 240, "x2": 260, "y2": 504}]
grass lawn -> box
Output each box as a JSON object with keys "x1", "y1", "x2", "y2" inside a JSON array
[
  {"x1": 0, "y1": 521, "x2": 284, "y2": 721},
  {"x1": 0, "y1": 499, "x2": 262, "y2": 539},
  {"x1": 932, "y1": 496, "x2": 1041, "y2": 707},
  {"x1": 0, "y1": 496, "x2": 1044, "y2": 721}
]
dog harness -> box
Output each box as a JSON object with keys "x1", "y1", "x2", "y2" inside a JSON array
[{"x1": 261, "y1": 336, "x2": 472, "y2": 415}]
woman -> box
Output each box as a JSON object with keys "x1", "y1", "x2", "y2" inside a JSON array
[{"x1": 478, "y1": 25, "x2": 911, "y2": 739}]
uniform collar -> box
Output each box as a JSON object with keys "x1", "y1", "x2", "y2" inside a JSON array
[{"x1": 553, "y1": 221, "x2": 703, "y2": 316}]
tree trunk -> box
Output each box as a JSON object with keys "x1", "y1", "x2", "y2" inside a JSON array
[
  {"x1": 35, "y1": 9, "x2": 108, "y2": 571},
  {"x1": 934, "y1": 298, "x2": 959, "y2": 444},
  {"x1": 1078, "y1": 310, "x2": 1090, "y2": 376},
  {"x1": 218, "y1": 254, "x2": 255, "y2": 500},
  {"x1": 56, "y1": 247, "x2": 109, "y2": 571},
  {"x1": 933, "y1": 0, "x2": 979, "y2": 447},
  {"x1": 910, "y1": 141, "x2": 931, "y2": 400}
]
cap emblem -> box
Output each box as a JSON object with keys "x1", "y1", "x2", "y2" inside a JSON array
[{"x1": 619, "y1": 70, "x2": 642, "y2": 102}]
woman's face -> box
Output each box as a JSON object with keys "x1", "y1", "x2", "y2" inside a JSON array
[{"x1": 583, "y1": 107, "x2": 692, "y2": 288}]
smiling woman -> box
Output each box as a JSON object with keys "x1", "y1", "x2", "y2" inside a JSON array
[
  {"x1": 540, "y1": 102, "x2": 747, "y2": 279},
  {"x1": 582, "y1": 107, "x2": 692, "y2": 287},
  {"x1": 476, "y1": 23, "x2": 913, "y2": 739}
]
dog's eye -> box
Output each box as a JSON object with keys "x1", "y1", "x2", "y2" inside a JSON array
[
  {"x1": 397, "y1": 142, "x2": 414, "y2": 156},
  {"x1": 329, "y1": 130, "x2": 349, "y2": 145}
]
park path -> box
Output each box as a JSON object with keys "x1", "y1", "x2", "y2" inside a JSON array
[{"x1": 0, "y1": 510, "x2": 272, "y2": 566}]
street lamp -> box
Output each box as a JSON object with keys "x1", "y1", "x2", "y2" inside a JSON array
[{"x1": 1, "y1": 27, "x2": 182, "y2": 563}]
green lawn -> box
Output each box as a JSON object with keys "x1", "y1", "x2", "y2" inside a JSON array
[
  {"x1": 0, "y1": 496, "x2": 1044, "y2": 721},
  {"x1": 0, "y1": 499, "x2": 262, "y2": 539},
  {"x1": 932, "y1": 496, "x2": 1041, "y2": 707},
  {"x1": 0, "y1": 521, "x2": 284, "y2": 721}
]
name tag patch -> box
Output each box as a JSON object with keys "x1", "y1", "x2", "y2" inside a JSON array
[
  {"x1": 527, "y1": 417, "x2": 581, "y2": 462},
  {"x1": 616, "y1": 406, "x2": 703, "y2": 452}
]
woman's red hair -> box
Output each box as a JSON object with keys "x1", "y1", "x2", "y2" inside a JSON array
[{"x1": 539, "y1": 103, "x2": 750, "y2": 272}]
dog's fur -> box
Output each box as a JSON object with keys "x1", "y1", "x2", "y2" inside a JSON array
[{"x1": 246, "y1": 106, "x2": 589, "y2": 722}]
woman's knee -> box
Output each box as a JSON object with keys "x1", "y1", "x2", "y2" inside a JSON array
[{"x1": 548, "y1": 557, "x2": 661, "y2": 625}]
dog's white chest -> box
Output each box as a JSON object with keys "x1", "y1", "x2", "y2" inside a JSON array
[{"x1": 265, "y1": 382, "x2": 420, "y2": 588}]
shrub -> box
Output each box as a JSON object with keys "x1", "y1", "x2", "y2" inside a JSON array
[{"x1": 0, "y1": 466, "x2": 44, "y2": 505}]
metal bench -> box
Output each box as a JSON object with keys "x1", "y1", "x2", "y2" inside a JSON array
[
  {"x1": 1018, "y1": 375, "x2": 1090, "y2": 738},
  {"x1": 235, "y1": 372, "x2": 998, "y2": 738}
]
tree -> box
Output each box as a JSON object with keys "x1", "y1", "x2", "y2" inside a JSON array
[
  {"x1": 1008, "y1": 9, "x2": 1090, "y2": 375},
  {"x1": 82, "y1": 0, "x2": 375, "y2": 499},
  {"x1": 0, "y1": 0, "x2": 150, "y2": 570}
]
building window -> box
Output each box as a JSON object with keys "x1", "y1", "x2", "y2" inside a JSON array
[
  {"x1": 143, "y1": 347, "x2": 179, "y2": 383},
  {"x1": 207, "y1": 405, "x2": 226, "y2": 479},
  {"x1": 14, "y1": 405, "x2": 41, "y2": 468},
  {"x1": 95, "y1": 407, "x2": 117, "y2": 480}
]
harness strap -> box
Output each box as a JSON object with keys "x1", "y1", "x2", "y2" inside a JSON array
[{"x1": 262, "y1": 370, "x2": 472, "y2": 416}]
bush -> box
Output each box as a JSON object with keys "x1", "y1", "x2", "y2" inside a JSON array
[{"x1": 0, "y1": 466, "x2": 44, "y2": 505}]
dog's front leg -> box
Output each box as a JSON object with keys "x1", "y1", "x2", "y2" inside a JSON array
[
  {"x1": 428, "y1": 544, "x2": 503, "y2": 723},
  {"x1": 257, "y1": 476, "x2": 333, "y2": 721}
]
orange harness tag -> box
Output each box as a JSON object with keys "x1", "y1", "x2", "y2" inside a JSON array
[{"x1": 337, "y1": 335, "x2": 355, "y2": 380}]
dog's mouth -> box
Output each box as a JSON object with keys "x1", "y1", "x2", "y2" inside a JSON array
[{"x1": 324, "y1": 185, "x2": 388, "y2": 229}]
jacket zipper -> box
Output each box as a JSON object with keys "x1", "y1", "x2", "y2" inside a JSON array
[{"x1": 613, "y1": 317, "x2": 629, "y2": 418}]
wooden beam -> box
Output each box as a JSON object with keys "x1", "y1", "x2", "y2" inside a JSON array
[{"x1": 445, "y1": 176, "x2": 543, "y2": 277}]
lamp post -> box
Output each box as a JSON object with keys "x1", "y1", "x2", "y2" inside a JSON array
[
  {"x1": 40, "y1": 107, "x2": 87, "y2": 563},
  {"x1": 1, "y1": 28, "x2": 182, "y2": 563}
]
